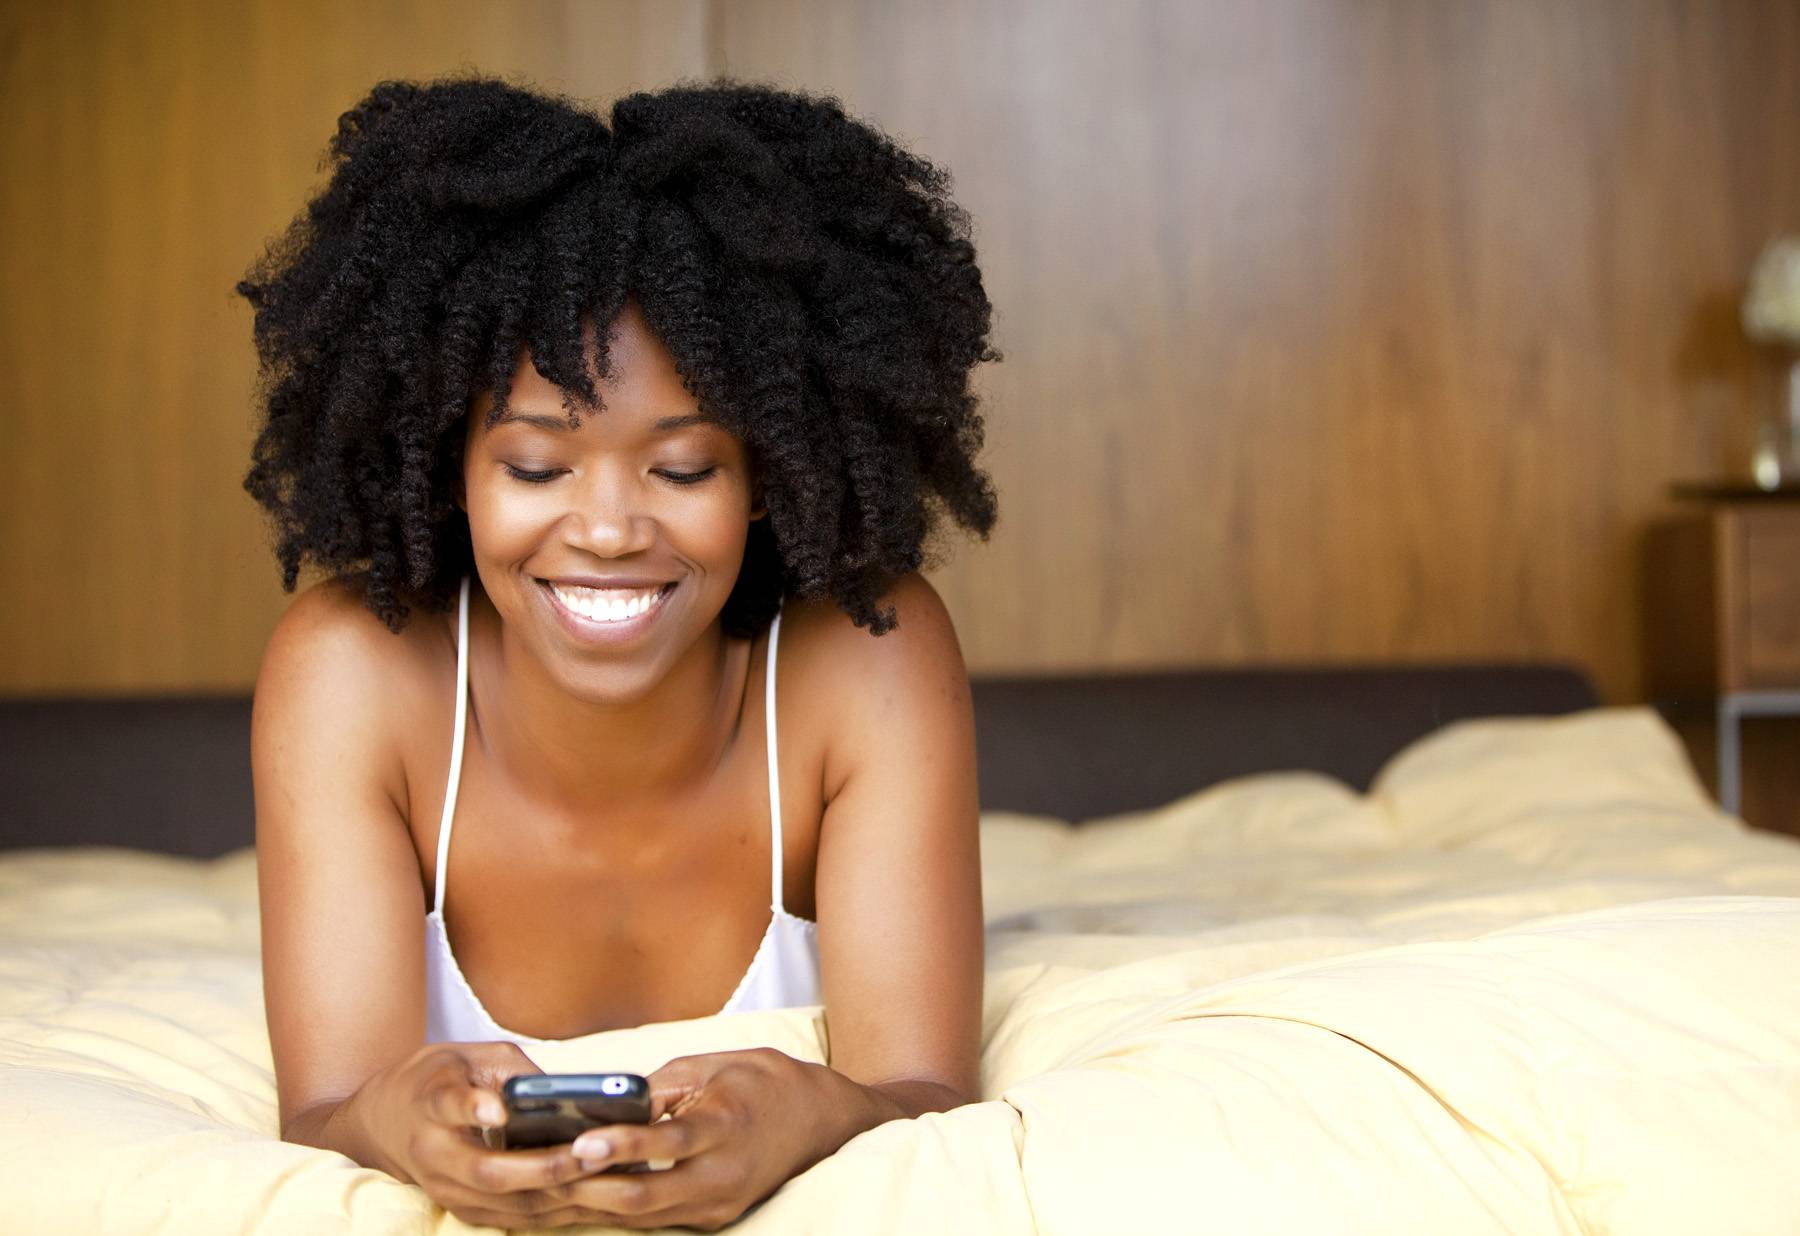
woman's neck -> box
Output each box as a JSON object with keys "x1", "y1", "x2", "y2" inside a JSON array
[{"x1": 466, "y1": 586, "x2": 752, "y2": 822}]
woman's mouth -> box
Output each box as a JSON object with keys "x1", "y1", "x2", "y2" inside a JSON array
[{"x1": 537, "y1": 578, "x2": 677, "y2": 645}]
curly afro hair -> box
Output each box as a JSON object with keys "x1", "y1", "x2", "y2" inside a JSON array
[{"x1": 236, "y1": 73, "x2": 1000, "y2": 637}]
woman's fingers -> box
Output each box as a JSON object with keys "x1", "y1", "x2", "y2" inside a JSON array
[
  {"x1": 551, "y1": 1153, "x2": 757, "y2": 1228},
  {"x1": 423, "y1": 1077, "x2": 504, "y2": 1131},
  {"x1": 417, "y1": 1039, "x2": 554, "y2": 1145},
  {"x1": 459, "y1": 1039, "x2": 544, "y2": 1093},
  {"x1": 561, "y1": 1158, "x2": 703, "y2": 1217},
  {"x1": 570, "y1": 1105, "x2": 730, "y2": 1172},
  {"x1": 644, "y1": 1054, "x2": 710, "y2": 1120},
  {"x1": 435, "y1": 1136, "x2": 607, "y2": 1198},
  {"x1": 412, "y1": 1041, "x2": 537, "y2": 1131},
  {"x1": 412, "y1": 1053, "x2": 498, "y2": 1130},
  {"x1": 437, "y1": 1204, "x2": 632, "y2": 1232}
]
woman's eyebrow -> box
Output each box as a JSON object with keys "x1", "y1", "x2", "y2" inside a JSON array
[
  {"x1": 492, "y1": 409, "x2": 713, "y2": 433},
  {"x1": 494, "y1": 410, "x2": 575, "y2": 432}
]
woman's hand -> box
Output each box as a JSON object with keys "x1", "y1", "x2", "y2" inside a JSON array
[
  {"x1": 520, "y1": 1047, "x2": 847, "y2": 1232},
  {"x1": 347, "y1": 1040, "x2": 613, "y2": 1227}
]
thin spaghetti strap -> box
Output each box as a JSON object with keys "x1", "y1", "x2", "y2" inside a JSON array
[
  {"x1": 764, "y1": 605, "x2": 784, "y2": 912},
  {"x1": 433, "y1": 575, "x2": 471, "y2": 917}
]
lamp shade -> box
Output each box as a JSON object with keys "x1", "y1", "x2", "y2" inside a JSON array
[{"x1": 1742, "y1": 236, "x2": 1800, "y2": 344}]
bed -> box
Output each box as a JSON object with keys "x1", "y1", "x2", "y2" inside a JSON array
[{"x1": 2, "y1": 663, "x2": 1798, "y2": 1234}]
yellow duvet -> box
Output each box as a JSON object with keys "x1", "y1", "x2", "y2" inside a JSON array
[{"x1": 2, "y1": 706, "x2": 1798, "y2": 1234}]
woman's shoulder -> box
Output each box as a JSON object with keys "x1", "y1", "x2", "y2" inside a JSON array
[
  {"x1": 260, "y1": 573, "x2": 454, "y2": 691},
  {"x1": 254, "y1": 575, "x2": 454, "y2": 800},
  {"x1": 779, "y1": 572, "x2": 963, "y2": 678},
  {"x1": 776, "y1": 573, "x2": 972, "y2": 786}
]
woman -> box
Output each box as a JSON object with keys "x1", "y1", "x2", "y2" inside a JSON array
[{"x1": 241, "y1": 75, "x2": 999, "y2": 1230}]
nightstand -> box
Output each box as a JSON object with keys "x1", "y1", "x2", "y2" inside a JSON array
[{"x1": 1645, "y1": 489, "x2": 1800, "y2": 821}]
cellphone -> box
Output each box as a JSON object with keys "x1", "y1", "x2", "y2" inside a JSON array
[{"x1": 484, "y1": 1073, "x2": 653, "y2": 1155}]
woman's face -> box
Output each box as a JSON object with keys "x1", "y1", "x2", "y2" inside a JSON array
[{"x1": 460, "y1": 297, "x2": 760, "y2": 702}]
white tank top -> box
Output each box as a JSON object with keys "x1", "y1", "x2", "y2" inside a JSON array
[{"x1": 423, "y1": 575, "x2": 822, "y2": 1045}]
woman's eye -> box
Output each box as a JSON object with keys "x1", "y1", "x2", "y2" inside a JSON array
[{"x1": 500, "y1": 464, "x2": 717, "y2": 485}]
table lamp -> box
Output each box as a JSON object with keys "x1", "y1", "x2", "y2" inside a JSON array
[{"x1": 1741, "y1": 235, "x2": 1800, "y2": 490}]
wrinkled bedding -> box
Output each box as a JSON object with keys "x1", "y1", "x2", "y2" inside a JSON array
[{"x1": 2, "y1": 706, "x2": 1798, "y2": 1234}]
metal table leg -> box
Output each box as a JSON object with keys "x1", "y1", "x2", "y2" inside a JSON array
[
  {"x1": 1717, "y1": 694, "x2": 1741, "y2": 816},
  {"x1": 1714, "y1": 690, "x2": 1800, "y2": 821}
]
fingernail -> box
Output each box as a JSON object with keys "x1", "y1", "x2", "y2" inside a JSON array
[
  {"x1": 571, "y1": 1135, "x2": 609, "y2": 1159},
  {"x1": 479, "y1": 1100, "x2": 506, "y2": 1127}
]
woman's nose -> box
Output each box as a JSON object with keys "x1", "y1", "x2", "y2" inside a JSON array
[{"x1": 561, "y1": 471, "x2": 657, "y2": 557}]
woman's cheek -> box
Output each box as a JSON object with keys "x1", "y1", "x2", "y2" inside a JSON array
[
  {"x1": 467, "y1": 479, "x2": 557, "y2": 556},
  {"x1": 667, "y1": 505, "x2": 746, "y2": 609}
]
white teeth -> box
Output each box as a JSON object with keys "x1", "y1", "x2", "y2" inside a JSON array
[{"x1": 547, "y1": 583, "x2": 666, "y2": 624}]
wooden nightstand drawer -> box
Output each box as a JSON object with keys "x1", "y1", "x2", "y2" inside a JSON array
[
  {"x1": 1740, "y1": 511, "x2": 1800, "y2": 687},
  {"x1": 1646, "y1": 492, "x2": 1800, "y2": 832}
]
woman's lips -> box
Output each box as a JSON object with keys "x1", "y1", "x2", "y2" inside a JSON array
[{"x1": 536, "y1": 578, "x2": 677, "y2": 646}]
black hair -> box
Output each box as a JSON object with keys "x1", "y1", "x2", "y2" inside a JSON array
[{"x1": 236, "y1": 73, "x2": 1000, "y2": 637}]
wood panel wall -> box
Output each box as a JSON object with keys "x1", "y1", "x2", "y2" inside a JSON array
[{"x1": 3, "y1": 0, "x2": 1799, "y2": 709}]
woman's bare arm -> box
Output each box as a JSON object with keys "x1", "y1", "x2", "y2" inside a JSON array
[
  {"x1": 809, "y1": 571, "x2": 985, "y2": 1114},
  {"x1": 252, "y1": 579, "x2": 429, "y2": 1161}
]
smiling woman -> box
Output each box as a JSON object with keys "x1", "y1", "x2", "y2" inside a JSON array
[{"x1": 236, "y1": 75, "x2": 998, "y2": 1231}]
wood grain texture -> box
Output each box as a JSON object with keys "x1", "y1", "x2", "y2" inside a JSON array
[
  {"x1": 4, "y1": 0, "x2": 1800, "y2": 706},
  {"x1": 1740, "y1": 507, "x2": 1800, "y2": 685},
  {"x1": 717, "y1": 0, "x2": 1800, "y2": 701},
  {"x1": 1642, "y1": 513, "x2": 1721, "y2": 697}
]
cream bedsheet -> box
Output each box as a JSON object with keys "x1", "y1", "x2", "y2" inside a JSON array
[{"x1": 2, "y1": 706, "x2": 1798, "y2": 1234}]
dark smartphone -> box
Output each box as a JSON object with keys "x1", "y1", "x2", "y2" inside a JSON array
[{"x1": 485, "y1": 1073, "x2": 655, "y2": 1160}]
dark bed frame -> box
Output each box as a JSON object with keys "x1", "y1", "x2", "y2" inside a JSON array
[{"x1": 0, "y1": 663, "x2": 1598, "y2": 857}]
